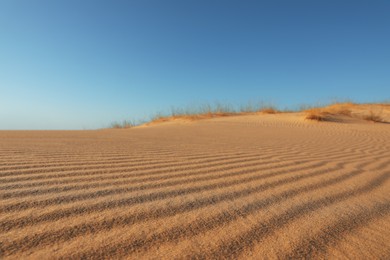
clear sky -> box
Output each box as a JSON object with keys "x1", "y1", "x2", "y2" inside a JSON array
[{"x1": 1, "y1": 0, "x2": 389, "y2": 129}]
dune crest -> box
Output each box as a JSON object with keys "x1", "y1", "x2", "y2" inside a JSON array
[{"x1": 136, "y1": 103, "x2": 390, "y2": 127}]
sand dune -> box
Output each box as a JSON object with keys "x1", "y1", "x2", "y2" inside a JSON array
[{"x1": 1, "y1": 111, "x2": 389, "y2": 259}]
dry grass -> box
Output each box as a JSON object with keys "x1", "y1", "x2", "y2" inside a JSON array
[
  {"x1": 362, "y1": 110, "x2": 384, "y2": 123},
  {"x1": 259, "y1": 107, "x2": 280, "y2": 114},
  {"x1": 148, "y1": 102, "x2": 281, "y2": 124},
  {"x1": 304, "y1": 102, "x2": 389, "y2": 123},
  {"x1": 110, "y1": 120, "x2": 134, "y2": 129},
  {"x1": 325, "y1": 102, "x2": 354, "y2": 115},
  {"x1": 304, "y1": 102, "x2": 354, "y2": 121},
  {"x1": 108, "y1": 102, "x2": 388, "y2": 127},
  {"x1": 305, "y1": 109, "x2": 328, "y2": 121}
]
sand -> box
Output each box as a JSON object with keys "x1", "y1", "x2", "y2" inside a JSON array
[{"x1": 1, "y1": 111, "x2": 389, "y2": 259}]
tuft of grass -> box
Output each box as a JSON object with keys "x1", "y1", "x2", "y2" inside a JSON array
[
  {"x1": 304, "y1": 109, "x2": 328, "y2": 121},
  {"x1": 303, "y1": 102, "x2": 388, "y2": 123},
  {"x1": 362, "y1": 110, "x2": 384, "y2": 123},
  {"x1": 259, "y1": 107, "x2": 279, "y2": 114},
  {"x1": 110, "y1": 120, "x2": 134, "y2": 129},
  {"x1": 324, "y1": 103, "x2": 353, "y2": 116},
  {"x1": 306, "y1": 114, "x2": 326, "y2": 121},
  {"x1": 303, "y1": 102, "x2": 354, "y2": 121}
]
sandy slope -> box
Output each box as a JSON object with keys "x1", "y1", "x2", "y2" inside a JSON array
[{"x1": 1, "y1": 113, "x2": 389, "y2": 259}]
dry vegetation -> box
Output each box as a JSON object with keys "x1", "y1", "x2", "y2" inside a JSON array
[
  {"x1": 304, "y1": 102, "x2": 388, "y2": 123},
  {"x1": 362, "y1": 110, "x2": 385, "y2": 123},
  {"x1": 1, "y1": 109, "x2": 389, "y2": 259},
  {"x1": 304, "y1": 103, "x2": 353, "y2": 121},
  {"x1": 110, "y1": 120, "x2": 134, "y2": 129},
  {"x1": 259, "y1": 107, "x2": 280, "y2": 114},
  {"x1": 111, "y1": 102, "x2": 389, "y2": 128},
  {"x1": 147, "y1": 102, "x2": 281, "y2": 124}
]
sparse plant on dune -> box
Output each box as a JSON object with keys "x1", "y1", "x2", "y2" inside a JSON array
[
  {"x1": 110, "y1": 120, "x2": 134, "y2": 129},
  {"x1": 304, "y1": 109, "x2": 328, "y2": 121},
  {"x1": 150, "y1": 102, "x2": 262, "y2": 123},
  {"x1": 325, "y1": 102, "x2": 353, "y2": 116},
  {"x1": 304, "y1": 102, "x2": 354, "y2": 121},
  {"x1": 259, "y1": 107, "x2": 279, "y2": 114},
  {"x1": 305, "y1": 113, "x2": 326, "y2": 121},
  {"x1": 303, "y1": 102, "x2": 389, "y2": 123},
  {"x1": 362, "y1": 110, "x2": 384, "y2": 123}
]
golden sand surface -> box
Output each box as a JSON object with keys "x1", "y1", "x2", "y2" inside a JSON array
[{"x1": 1, "y1": 110, "x2": 389, "y2": 259}]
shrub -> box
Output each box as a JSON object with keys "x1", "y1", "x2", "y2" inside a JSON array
[
  {"x1": 305, "y1": 109, "x2": 328, "y2": 121},
  {"x1": 362, "y1": 111, "x2": 384, "y2": 123}
]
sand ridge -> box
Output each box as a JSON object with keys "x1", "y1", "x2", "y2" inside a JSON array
[{"x1": 0, "y1": 113, "x2": 389, "y2": 259}]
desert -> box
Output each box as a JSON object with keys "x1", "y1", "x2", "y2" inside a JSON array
[
  {"x1": 2, "y1": 2, "x2": 390, "y2": 258},
  {"x1": 1, "y1": 104, "x2": 389, "y2": 259}
]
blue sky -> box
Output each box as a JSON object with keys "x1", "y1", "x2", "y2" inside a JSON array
[{"x1": 1, "y1": 0, "x2": 389, "y2": 129}]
